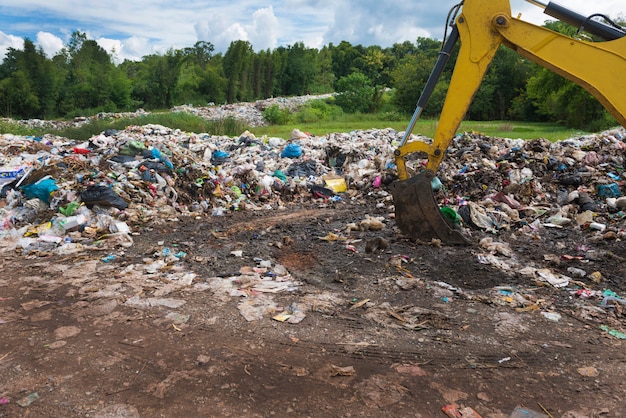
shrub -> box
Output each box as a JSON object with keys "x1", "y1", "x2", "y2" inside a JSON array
[
  {"x1": 335, "y1": 73, "x2": 375, "y2": 114},
  {"x1": 262, "y1": 104, "x2": 290, "y2": 125}
]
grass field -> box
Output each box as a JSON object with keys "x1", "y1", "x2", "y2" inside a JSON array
[
  {"x1": 251, "y1": 119, "x2": 588, "y2": 142},
  {"x1": 1, "y1": 111, "x2": 589, "y2": 142}
]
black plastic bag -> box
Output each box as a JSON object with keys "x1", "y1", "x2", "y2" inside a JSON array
[{"x1": 81, "y1": 185, "x2": 128, "y2": 210}]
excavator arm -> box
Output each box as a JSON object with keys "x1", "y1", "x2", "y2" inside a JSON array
[{"x1": 392, "y1": 0, "x2": 625, "y2": 244}]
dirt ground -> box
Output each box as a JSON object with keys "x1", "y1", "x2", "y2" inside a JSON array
[{"x1": 0, "y1": 194, "x2": 625, "y2": 417}]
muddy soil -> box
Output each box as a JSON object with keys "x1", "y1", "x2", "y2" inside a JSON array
[{"x1": 0, "y1": 196, "x2": 625, "y2": 417}]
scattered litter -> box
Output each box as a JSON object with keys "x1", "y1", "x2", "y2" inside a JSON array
[
  {"x1": 479, "y1": 237, "x2": 512, "y2": 256},
  {"x1": 566, "y1": 267, "x2": 587, "y2": 278},
  {"x1": 535, "y1": 269, "x2": 570, "y2": 288},
  {"x1": 577, "y1": 366, "x2": 599, "y2": 377},
  {"x1": 600, "y1": 325, "x2": 626, "y2": 339},
  {"x1": 441, "y1": 404, "x2": 482, "y2": 418},
  {"x1": 330, "y1": 364, "x2": 356, "y2": 376},
  {"x1": 125, "y1": 296, "x2": 186, "y2": 309},
  {"x1": 589, "y1": 271, "x2": 603, "y2": 283},
  {"x1": 16, "y1": 392, "x2": 39, "y2": 407},
  {"x1": 53, "y1": 325, "x2": 81, "y2": 339},
  {"x1": 509, "y1": 405, "x2": 549, "y2": 418},
  {"x1": 541, "y1": 311, "x2": 562, "y2": 322},
  {"x1": 94, "y1": 404, "x2": 141, "y2": 418},
  {"x1": 237, "y1": 294, "x2": 278, "y2": 322},
  {"x1": 365, "y1": 236, "x2": 389, "y2": 253},
  {"x1": 349, "y1": 298, "x2": 371, "y2": 310},
  {"x1": 272, "y1": 302, "x2": 306, "y2": 324}
]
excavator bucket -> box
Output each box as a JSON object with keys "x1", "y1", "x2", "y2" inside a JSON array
[{"x1": 391, "y1": 171, "x2": 469, "y2": 245}]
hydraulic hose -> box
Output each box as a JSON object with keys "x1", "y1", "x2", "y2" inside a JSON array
[
  {"x1": 399, "y1": 25, "x2": 460, "y2": 147},
  {"x1": 526, "y1": 0, "x2": 625, "y2": 41}
]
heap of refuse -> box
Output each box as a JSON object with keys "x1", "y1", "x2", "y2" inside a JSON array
[
  {"x1": 1, "y1": 109, "x2": 150, "y2": 132},
  {"x1": 437, "y1": 129, "x2": 625, "y2": 237},
  {"x1": 0, "y1": 120, "x2": 624, "y2": 255},
  {"x1": 3, "y1": 94, "x2": 334, "y2": 132},
  {"x1": 171, "y1": 94, "x2": 334, "y2": 127}
]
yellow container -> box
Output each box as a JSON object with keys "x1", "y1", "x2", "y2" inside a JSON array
[{"x1": 323, "y1": 176, "x2": 347, "y2": 193}]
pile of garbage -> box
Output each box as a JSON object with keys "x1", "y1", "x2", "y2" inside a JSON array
[
  {"x1": 1, "y1": 109, "x2": 150, "y2": 132},
  {"x1": 0, "y1": 119, "x2": 624, "y2": 256},
  {"x1": 171, "y1": 93, "x2": 334, "y2": 127},
  {"x1": 2, "y1": 94, "x2": 334, "y2": 132},
  {"x1": 437, "y1": 129, "x2": 625, "y2": 237}
]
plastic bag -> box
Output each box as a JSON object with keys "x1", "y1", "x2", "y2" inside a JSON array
[
  {"x1": 21, "y1": 176, "x2": 58, "y2": 204},
  {"x1": 118, "y1": 140, "x2": 146, "y2": 156},
  {"x1": 281, "y1": 143, "x2": 302, "y2": 158},
  {"x1": 59, "y1": 201, "x2": 81, "y2": 216},
  {"x1": 151, "y1": 148, "x2": 174, "y2": 170},
  {"x1": 81, "y1": 185, "x2": 128, "y2": 210}
]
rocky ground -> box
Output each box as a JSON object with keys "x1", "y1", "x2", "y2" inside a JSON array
[{"x1": 0, "y1": 100, "x2": 625, "y2": 417}]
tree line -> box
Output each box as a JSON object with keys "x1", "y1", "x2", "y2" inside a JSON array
[{"x1": 0, "y1": 23, "x2": 617, "y2": 131}]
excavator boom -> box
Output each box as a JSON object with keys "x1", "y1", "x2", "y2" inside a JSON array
[{"x1": 392, "y1": 0, "x2": 625, "y2": 244}]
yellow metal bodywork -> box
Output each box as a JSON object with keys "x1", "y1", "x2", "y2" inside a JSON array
[{"x1": 395, "y1": 0, "x2": 626, "y2": 180}]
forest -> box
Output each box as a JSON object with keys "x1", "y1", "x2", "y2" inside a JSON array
[{"x1": 0, "y1": 21, "x2": 618, "y2": 132}]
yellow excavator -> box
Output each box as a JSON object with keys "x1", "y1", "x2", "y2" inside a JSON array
[{"x1": 392, "y1": 0, "x2": 626, "y2": 245}]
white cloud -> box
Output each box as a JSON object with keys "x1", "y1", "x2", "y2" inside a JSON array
[
  {"x1": 121, "y1": 36, "x2": 152, "y2": 60},
  {"x1": 96, "y1": 37, "x2": 124, "y2": 62},
  {"x1": 322, "y1": 0, "x2": 435, "y2": 47},
  {"x1": 194, "y1": 14, "x2": 243, "y2": 52},
  {"x1": 36, "y1": 32, "x2": 64, "y2": 57},
  {"x1": 0, "y1": 31, "x2": 25, "y2": 61},
  {"x1": 193, "y1": 6, "x2": 281, "y2": 52},
  {"x1": 246, "y1": 6, "x2": 279, "y2": 51},
  {"x1": 0, "y1": 0, "x2": 623, "y2": 63}
]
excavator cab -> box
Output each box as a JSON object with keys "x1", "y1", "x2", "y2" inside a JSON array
[{"x1": 392, "y1": 0, "x2": 626, "y2": 244}]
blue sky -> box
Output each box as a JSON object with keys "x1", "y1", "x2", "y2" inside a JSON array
[{"x1": 0, "y1": 0, "x2": 623, "y2": 63}]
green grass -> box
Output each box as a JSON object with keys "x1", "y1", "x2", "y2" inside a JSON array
[
  {"x1": 53, "y1": 112, "x2": 250, "y2": 141},
  {"x1": 1, "y1": 110, "x2": 588, "y2": 143},
  {"x1": 251, "y1": 118, "x2": 588, "y2": 142},
  {"x1": 0, "y1": 112, "x2": 249, "y2": 141},
  {"x1": 0, "y1": 120, "x2": 41, "y2": 137}
]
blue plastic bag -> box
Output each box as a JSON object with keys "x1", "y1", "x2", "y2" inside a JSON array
[
  {"x1": 211, "y1": 150, "x2": 230, "y2": 165},
  {"x1": 281, "y1": 143, "x2": 302, "y2": 158},
  {"x1": 151, "y1": 148, "x2": 174, "y2": 170},
  {"x1": 21, "y1": 176, "x2": 58, "y2": 203},
  {"x1": 597, "y1": 183, "x2": 622, "y2": 198}
]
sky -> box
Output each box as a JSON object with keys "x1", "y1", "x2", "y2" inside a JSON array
[{"x1": 0, "y1": 0, "x2": 623, "y2": 63}]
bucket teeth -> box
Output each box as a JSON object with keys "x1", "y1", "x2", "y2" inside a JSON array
[{"x1": 391, "y1": 172, "x2": 469, "y2": 245}]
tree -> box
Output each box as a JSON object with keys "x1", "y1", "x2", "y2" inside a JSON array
[
  {"x1": 0, "y1": 70, "x2": 39, "y2": 117},
  {"x1": 182, "y1": 41, "x2": 215, "y2": 70},
  {"x1": 354, "y1": 46, "x2": 394, "y2": 87},
  {"x1": 174, "y1": 43, "x2": 226, "y2": 105},
  {"x1": 389, "y1": 41, "x2": 418, "y2": 61},
  {"x1": 61, "y1": 36, "x2": 132, "y2": 114},
  {"x1": 271, "y1": 47, "x2": 289, "y2": 97},
  {"x1": 255, "y1": 49, "x2": 278, "y2": 98},
  {"x1": 0, "y1": 39, "x2": 60, "y2": 118},
  {"x1": 223, "y1": 40, "x2": 254, "y2": 103},
  {"x1": 523, "y1": 21, "x2": 615, "y2": 129},
  {"x1": 335, "y1": 72, "x2": 375, "y2": 113},
  {"x1": 283, "y1": 42, "x2": 317, "y2": 96},
  {"x1": 125, "y1": 50, "x2": 182, "y2": 110},
  {"x1": 391, "y1": 41, "x2": 444, "y2": 115},
  {"x1": 329, "y1": 41, "x2": 364, "y2": 84},
  {"x1": 311, "y1": 46, "x2": 335, "y2": 94},
  {"x1": 465, "y1": 46, "x2": 532, "y2": 120}
]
